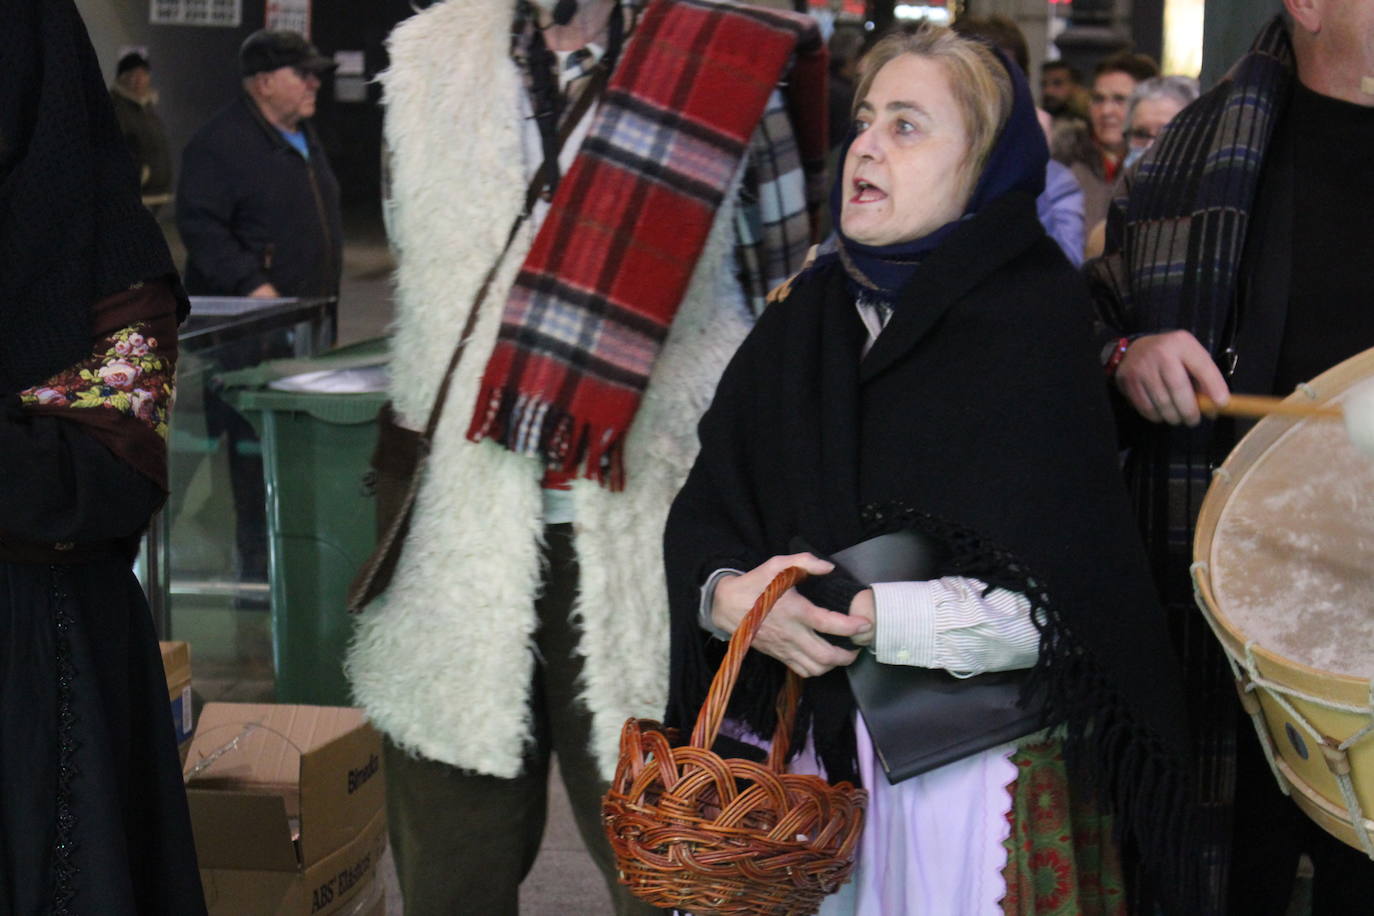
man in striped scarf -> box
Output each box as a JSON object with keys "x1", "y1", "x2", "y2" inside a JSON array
[{"x1": 1089, "y1": 2, "x2": 1374, "y2": 912}]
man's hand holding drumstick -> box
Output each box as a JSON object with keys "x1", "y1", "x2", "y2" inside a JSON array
[{"x1": 1115, "y1": 329, "x2": 1231, "y2": 427}]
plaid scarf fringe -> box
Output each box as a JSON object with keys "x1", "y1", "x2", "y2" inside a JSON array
[
  {"x1": 471, "y1": 384, "x2": 629, "y2": 489},
  {"x1": 467, "y1": 0, "x2": 825, "y2": 484}
]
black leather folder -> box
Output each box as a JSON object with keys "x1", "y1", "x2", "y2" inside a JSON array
[{"x1": 829, "y1": 531, "x2": 1045, "y2": 784}]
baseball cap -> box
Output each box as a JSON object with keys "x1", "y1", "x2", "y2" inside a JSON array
[
  {"x1": 239, "y1": 30, "x2": 336, "y2": 77},
  {"x1": 116, "y1": 50, "x2": 150, "y2": 76}
]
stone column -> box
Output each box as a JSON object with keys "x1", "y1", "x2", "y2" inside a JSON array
[{"x1": 1054, "y1": 0, "x2": 1128, "y2": 76}]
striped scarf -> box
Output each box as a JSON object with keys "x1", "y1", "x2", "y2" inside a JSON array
[
  {"x1": 1087, "y1": 16, "x2": 1295, "y2": 911},
  {"x1": 1094, "y1": 16, "x2": 1294, "y2": 558},
  {"x1": 467, "y1": 0, "x2": 826, "y2": 487}
]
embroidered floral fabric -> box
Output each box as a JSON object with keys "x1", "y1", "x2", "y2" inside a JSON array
[
  {"x1": 19, "y1": 323, "x2": 172, "y2": 439},
  {"x1": 1000, "y1": 741, "x2": 1127, "y2": 915}
]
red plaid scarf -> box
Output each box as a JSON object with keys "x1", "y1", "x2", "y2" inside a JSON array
[{"x1": 466, "y1": 0, "x2": 826, "y2": 488}]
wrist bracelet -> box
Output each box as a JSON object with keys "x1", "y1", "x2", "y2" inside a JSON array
[{"x1": 1103, "y1": 337, "x2": 1130, "y2": 377}]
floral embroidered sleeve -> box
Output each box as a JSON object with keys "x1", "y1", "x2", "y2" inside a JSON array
[
  {"x1": 12, "y1": 280, "x2": 179, "y2": 493},
  {"x1": 21, "y1": 322, "x2": 173, "y2": 438}
]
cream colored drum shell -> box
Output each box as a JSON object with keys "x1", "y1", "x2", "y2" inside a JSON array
[{"x1": 1194, "y1": 347, "x2": 1374, "y2": 854}]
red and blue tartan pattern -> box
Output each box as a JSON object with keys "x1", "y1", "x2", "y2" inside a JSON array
[{"x1": 467, "y1": 0, "x2": 826, "y2": 487}]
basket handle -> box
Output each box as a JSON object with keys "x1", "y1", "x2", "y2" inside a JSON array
[{"x1": 689, "y1": 566, "x2": 809, "y2": 773}]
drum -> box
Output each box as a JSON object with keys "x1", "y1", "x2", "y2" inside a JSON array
[{"x1": 1194, "y1": 349, "x2": 1374, "y2": 858}]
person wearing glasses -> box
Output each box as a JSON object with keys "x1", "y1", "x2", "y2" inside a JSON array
[
  {"x1": 1122, "y1": 75, "x2": 1201, "y2": 170},
  {"x1": 1054, "y1": 50, "x2": 1158, "y2": 247},
  {"x1": 1084, "y1": 74, "x2": 1200, "y2": 259}
]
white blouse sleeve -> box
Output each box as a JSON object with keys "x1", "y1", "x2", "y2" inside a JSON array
[{"x1": 871, "y1": 577, "x2": 1039, "y2": 676}]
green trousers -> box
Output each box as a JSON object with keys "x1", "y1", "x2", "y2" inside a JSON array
[{"x1": 383, "y1": 525, "x2": 663, "y2": 916}]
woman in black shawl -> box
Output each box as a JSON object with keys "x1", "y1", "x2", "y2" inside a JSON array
[
  {"x1": 0, "y1": 1, "x2": 205, "y2": 912},
  {"x1": 666, "y1": 25, "x2": 1193, "y2": 913}
]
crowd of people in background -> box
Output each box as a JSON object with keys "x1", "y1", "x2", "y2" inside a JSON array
[
  {"x1": 102, "y1": 11, "x2": 1201, "y2": 279},
  {"x1": 7, "y1": 0, "x2": 1374, "y2": 914}
]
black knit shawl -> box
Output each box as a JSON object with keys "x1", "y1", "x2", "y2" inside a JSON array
[
  {"x1": 0, "y1": 0, "x2": 185, "y2": 396},
  {"x1": 666, "y1": 191, "x2": 1193, "y2": 888}
]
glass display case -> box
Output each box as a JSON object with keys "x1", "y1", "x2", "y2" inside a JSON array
[{"x1": 140, "y1": 296, "x2": 336, "y2": 694}]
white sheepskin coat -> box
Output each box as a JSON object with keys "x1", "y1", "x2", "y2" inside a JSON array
[{"x1": 346, "y1": 0, "x2": 754, "y2": 781}]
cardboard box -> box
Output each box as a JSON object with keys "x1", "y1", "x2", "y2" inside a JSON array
[
  {"x1": 348, "y1": 882, "x2": 385, "y2": 916},
  {"x1": 183, "y1": 703, "x2": 388, "y2": 916},
  {"x1": 358, "y1": 891, "x2": 385, "y2": 916},
  {"x1": 158, "y1": 641, "x2": 194, "y2": 756}
]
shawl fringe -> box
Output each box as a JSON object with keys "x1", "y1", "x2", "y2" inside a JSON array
[{"x1": 889, "y1": 504, "x2": 1204, "y2": 912}]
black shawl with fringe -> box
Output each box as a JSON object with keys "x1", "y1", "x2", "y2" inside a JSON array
[{"x1": 665, "y1": 190, "x2": 1193, "y2": 898}]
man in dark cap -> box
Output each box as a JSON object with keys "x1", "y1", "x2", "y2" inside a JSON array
[
  {"x1": 109, "y1": 49, "x2": 173, "y2": 212},
  {"x1": 176, "y1": 29, "x2": 341, "y2": 300},
  {"x1": 176, "y1": 30, "x2": 343, "y2": 588}
]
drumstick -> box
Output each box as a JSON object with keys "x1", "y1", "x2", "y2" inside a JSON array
[
  {"x1": 1196, "y1": 393, "x2": 1343, "y2": 420},
  {"x1": 1198, "y1": 390, "x2": 1374, "y2": 459}
]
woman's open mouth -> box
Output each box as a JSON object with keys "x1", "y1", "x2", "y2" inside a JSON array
[{"x1": 851, "y1": 178, "x2": 887, "y2": 204}]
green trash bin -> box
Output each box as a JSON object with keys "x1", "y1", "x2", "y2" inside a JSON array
[{"x1": 220, "y1": 337, "x2": 387, "y2": 706}]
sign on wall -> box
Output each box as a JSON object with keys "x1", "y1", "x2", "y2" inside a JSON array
[
  {"x1": 150, "y1": 0, "x2": 241, "y2": 27},
  {"x1": 265, "y1": 0, "x2": 311, "y2": 37}
]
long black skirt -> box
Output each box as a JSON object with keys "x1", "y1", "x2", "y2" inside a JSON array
[{"x1": 0, "y1": 560, "x2": 205, "y2": 916}]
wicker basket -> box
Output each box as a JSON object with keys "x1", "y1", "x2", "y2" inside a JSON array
[{"x1": 602, "y1": 567, "x2": 867, "y2": 915}]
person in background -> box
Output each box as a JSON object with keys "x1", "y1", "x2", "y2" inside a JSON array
[
  {"x1": 828, "y1": 24, "x2": 866, "y2": 153},
  {"x1": 1041, "y1": 58, "x2": 1090, "y2": 126},
  {"x1": 1088, "y1": 2, "x2": 1374, "y2": 911},
  {"x1": 819, "y1": 23, "x2": 867, "y2": 238},
  {"x1": 953, "y1": 13, "x2": 1086, "y2": 265},
  {"x1": 1, "y1": 0, "x2": 205, "y2": 911},
  {"x1": 344, "y1": 0, "x2": 828, "y2": 911},
  {"x1": 109, "y1": 49, "x2": 173, "y2": 213},
  {"x1": 668, "y1": 24, "x2": 1193, "y2": 915},
  {"x1": 175, "y1": 30, "x2": 343, "y2": 590},
  {"x1": 1055, "y1": 50, "x2": 1158, "y2": 236},
  {"x1": 177, "y1": 29, "x2": 341, "y2": 301},
  {"x1": 1083, "y1": 74, "x2": 1200, "y2": 259},
  {"x1": 1124, "y1": 74, "x2": 1201, "y2": 168}
]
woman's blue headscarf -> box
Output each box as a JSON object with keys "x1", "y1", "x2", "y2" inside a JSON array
[{"x1": 829, "y1": 44, "x2": 1048, "y2": 298}]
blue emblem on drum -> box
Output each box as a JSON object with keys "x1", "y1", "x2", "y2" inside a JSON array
[{"x1": 1285, "y1": 723, "x2": 1310, "y2": 760}]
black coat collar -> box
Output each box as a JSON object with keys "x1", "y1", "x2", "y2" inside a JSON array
[{"x1": 859, "y1": 192, "x2": 1047, "y2": 384}]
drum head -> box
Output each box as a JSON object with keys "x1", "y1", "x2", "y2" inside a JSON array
[
  {"x1": 1194, "y1": 349, "x2": 1374, "y2": 852},
  {"x1": 1206, "y1": 374, "x2": 1374, "y2": 679}
]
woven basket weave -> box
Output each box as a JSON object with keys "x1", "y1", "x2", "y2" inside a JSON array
[{"x1": 602, "y1": 567, "x2": 867, "y2": 915}]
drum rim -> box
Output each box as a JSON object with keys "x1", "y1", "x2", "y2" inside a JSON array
[{"x1": 1193, "y1": 346, "x2": 1374, "y2": 696}]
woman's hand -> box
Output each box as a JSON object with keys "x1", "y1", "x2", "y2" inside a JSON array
[{"x1": 711, "y1": 553, "x2": 871, "y2": 678}]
